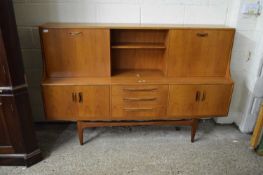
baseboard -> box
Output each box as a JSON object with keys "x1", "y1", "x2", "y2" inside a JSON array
[{"x1": 0, "y1": 149, "x2": 42, "y2": 167}]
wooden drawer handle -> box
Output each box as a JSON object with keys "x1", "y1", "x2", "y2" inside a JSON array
[
  {"x1": 123, "y1": 88, "x2": 158, "y2": 91},
  {"x1": 123, "y1": 97, "x2": 157, "y2": 101},
  {"x1": 124, "y1": 108, "x2": 154, "y2": 112},
  {"x1": 196, "y1": 32, "x2": 208, "y2": 37},
  {"x1": 68, "y1": 32, "x2": 82, "y2": 36}
]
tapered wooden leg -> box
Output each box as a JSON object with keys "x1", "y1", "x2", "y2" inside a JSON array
[
  {"x1": 191, "y1": 119, "x2": 198, "y2": 143},
  {"x1": 77, "y1": 121, "x2": 84, "y2": 145}
]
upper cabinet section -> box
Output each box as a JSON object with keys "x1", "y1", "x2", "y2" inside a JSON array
[
  {"x1": 40, "y1": 28, "x2": 110, "y2": 78},
  {"x1": 167, "y1": 29, "x2": 235, "y2": 77},
  {"x1": 40, "y1": 24, "x2": 235, "y2": 80}
]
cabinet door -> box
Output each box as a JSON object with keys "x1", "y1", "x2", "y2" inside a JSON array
[
  {"x1": 168, "y1": 85, "x2": 201, "y2": 117},
  {"x1": 0, "y1": 96, "x2": 16, "y2": 154},
  {"x1": 76, "y1": 86, "x2": 110, "y2": 120},
  {"x1": 198, "y1": 84, "x2": 233, "y2": 116},
  {"x1": 0, "y1": 101, "x2": 13, "y2": 153},
  {"x1": 42, "y1": 86, "x2": 77, "y2": 121},
  {"x1": 41, "y1": 28, "x2": 110, "y2": 77},
  {"x1": 167, "y1": 29, "x2": 234, "y2": 77},
  {"x1": 167, "y1": 84, "x2": 233, "y2": 117},
  {"x1": 0, "y1": 29, "x2": 10, "y2": 86}
]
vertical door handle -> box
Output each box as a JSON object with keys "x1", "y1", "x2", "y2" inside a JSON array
[
  {"x1": 72, "y1": 92, "x2": 77, "y2": 102},
  {"x1": 202, "y1": 91, "x2": 206, "y2": 101},
  {"x1": 79, "y1": 92, "x2": 83, "y2": 103},
  {"x1": 196, "y1": 91, "x2": 201, "y2": 101},
  {"x1": 72, "y1": 93, "x2": 75, "y2": 102}
]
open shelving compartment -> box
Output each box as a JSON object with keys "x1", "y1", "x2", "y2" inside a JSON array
[{"x1": 110, "y1": 29, "x2": 169, "y2": 78}]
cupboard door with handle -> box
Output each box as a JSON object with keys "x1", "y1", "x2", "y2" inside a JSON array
[
  {"x1": 42, "y1": 86, "x2": 77, "y2": 121},
  {"x1": 167, "y1": 29, "x2": 235, "y2": 77},
  {"x1": 41, "y1": 28, "x2": 110, "y2": 77},
  {"x1": 76, "y1": 86, "x2": 110, "y2": 120},
  {"x1": 167, "y1": 84, "x2": 233, "y2": 117},
  {"x1": 198, "y1": 84, "x2": 233, "y2": 116},
  {"x1": 168, "y1": 85, "x2": 202, "y2": 117}
]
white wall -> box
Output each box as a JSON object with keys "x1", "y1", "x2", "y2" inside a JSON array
[
  {"x1": 234, "y1": 0, "x2": 263, "y2": 132},
  {"x1": 216, "y1": 0, "x2": 263, "y2": 129},
  {"x1": 13, "y1": 0, "x2": 260, "y2": 123}
]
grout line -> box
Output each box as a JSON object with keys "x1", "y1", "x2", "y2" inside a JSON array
[{"x1": 139, "y1": 6, "x2": 142, "y2": 24}]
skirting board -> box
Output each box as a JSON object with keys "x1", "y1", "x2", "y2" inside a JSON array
[{"x1": 0, "y1": 149, "x2": 42, "y2": 167}]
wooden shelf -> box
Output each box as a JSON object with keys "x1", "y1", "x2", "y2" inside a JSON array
[
  {"x1": 111, "y1": 42, "x2": 166, "y2": 49},
  {"x1": 112, "y1": 69, "x2": 164, "y2": 78},
  {"x1": 42, "y1": 75, "x2": 233, "y2": 86}
]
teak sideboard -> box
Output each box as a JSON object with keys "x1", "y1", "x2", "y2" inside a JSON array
[{"x1": 39, "y1": 23, "x2": 235, "y2": 144}]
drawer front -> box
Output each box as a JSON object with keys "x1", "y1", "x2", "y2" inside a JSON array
[{"x1": 111, "y1": 85, "x2": 168, "y2": 120}]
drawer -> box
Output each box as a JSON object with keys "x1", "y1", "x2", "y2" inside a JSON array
[
  {"x1": 116, "y1": 85, "x2": 167, "y2": 96},
  {"x1": 112, "y1": 85, "x2": 168, "y2": 107},
  {"x1": 111, "y1": 85, "x2": 168, "y2": 120},
  {"x1": 112, "y1": 106, "x2": 166, "y2": 120}
]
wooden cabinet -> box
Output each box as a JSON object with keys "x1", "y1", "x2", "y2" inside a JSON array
[
  {"x1": 42, "y1": 85, "x2": 110, "y2": 121},
  {"x1": 167, "y1": 29, "x2": 234, "y2": 77},
  {"x1": 41, "y1": 28, "x2": 111, "y2": 77},
  {"x1": 167, "y1": 84, "x2": 233, "y2": 117},
  {"x1": 40, "y1": 23, "x2": 235, "y2": 143},
  {"x1": 0, "y1": 0, "x2": 41, "y2": 166}
]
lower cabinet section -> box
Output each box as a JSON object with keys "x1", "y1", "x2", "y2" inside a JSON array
[
  {"x1": 167, "y1": 84, "x2": 233, "y2": 117},
  {"x1": 42, "y1": 83, "x2": 233, "y2": 121},
  {"x1": 42, "y1": 85, "x2": 110, "y2": 121}
]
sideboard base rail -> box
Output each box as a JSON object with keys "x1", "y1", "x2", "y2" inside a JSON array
[{"x1": 77, "y1": 119, "x2": 199, "y2": 145}]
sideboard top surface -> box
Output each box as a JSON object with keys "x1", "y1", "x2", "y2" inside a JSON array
[{"x1": 40, "y1": 23, "x2": 235, "y2": 30}]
